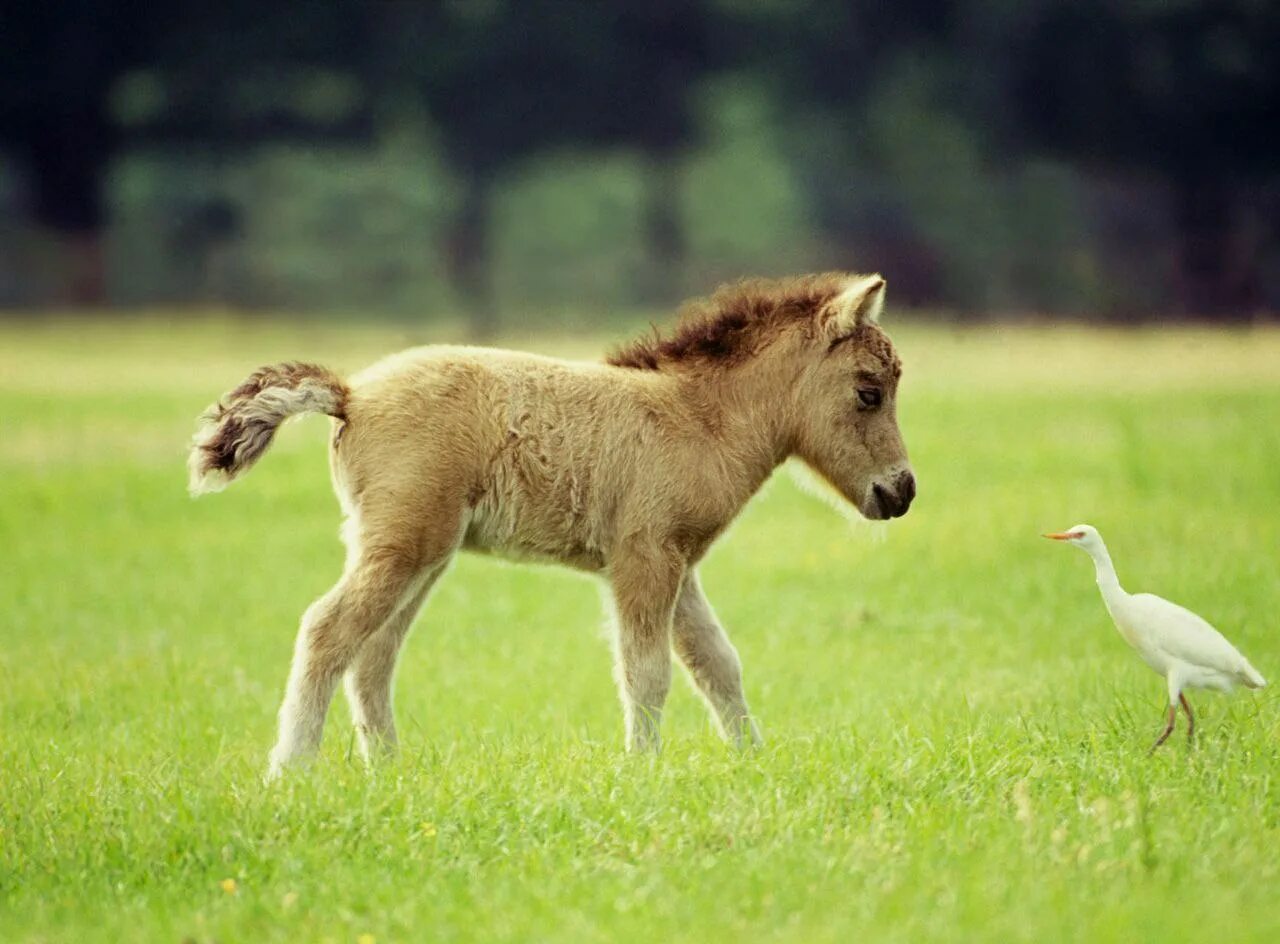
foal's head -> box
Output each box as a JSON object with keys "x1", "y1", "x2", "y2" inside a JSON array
[
  {"x1": 790, "y1": 275, "x2": 914, "y2": 519},
  {"x1": 609, "y1": 272, "x2": 915, "y2": 521}
]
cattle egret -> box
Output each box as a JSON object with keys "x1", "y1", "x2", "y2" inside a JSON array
[{"x1": 1043, "y1": 524, "x2": 1266, "y2": 751}]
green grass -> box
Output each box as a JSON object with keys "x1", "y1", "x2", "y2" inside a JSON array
[{"x1": 2, "y1": 315, "x2": 1279, "y2": 943}]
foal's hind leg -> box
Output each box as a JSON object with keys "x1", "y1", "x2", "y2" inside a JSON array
[
  {"x1": 343, "y1": 568, "x2": 442, "y2": 762},
  {"x1": 267, "y1": 545, "x2": 424, "y2": 779},
  {"x1": 267, "y1": 499, "x2": 464, "y2": 779},
  {"x1": 672, "y1": 571, "x2": 762, "y2": 748}
]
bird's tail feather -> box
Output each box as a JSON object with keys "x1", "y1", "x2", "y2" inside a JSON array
[{"x1": 1240, "y1": 661, "x2": 1266, "y2": 689}]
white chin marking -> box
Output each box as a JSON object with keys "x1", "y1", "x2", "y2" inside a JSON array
[{"x1": 784, "y1": 459, "x2": 885, "y2": 538}]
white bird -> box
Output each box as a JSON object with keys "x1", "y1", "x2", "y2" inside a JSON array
[{"x1": 1043, "y1": 524, "x2": 1266, "y2": 750}]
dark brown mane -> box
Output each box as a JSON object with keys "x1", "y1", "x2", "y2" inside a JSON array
[{"x1": 607, "y1": 272, "x2": 856, "y2": 370}]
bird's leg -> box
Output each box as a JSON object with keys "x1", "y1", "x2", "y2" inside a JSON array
[
  {"x1": 1179, "y1": 693, "x2": 1194, "y2": 744},
  {"x1": 1149, "y1": 704, "x2": 1177, "y2": 753}
]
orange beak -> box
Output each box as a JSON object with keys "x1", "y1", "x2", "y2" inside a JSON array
[{"x1": 1042, "y1": 531, "x2": 1076, "y2": 541}]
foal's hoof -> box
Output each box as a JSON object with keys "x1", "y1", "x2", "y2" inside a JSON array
[
  {"x1": 263, "y1": 754, "x2": 292, "y2": 784},
  {"x1": 735, "y1": 717, "x2": 764, "y2": 750},
  {"x1": 264, "y1": 746, "x2": 313, "y2": 784}
]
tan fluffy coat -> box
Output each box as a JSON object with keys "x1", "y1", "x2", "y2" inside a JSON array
[{"x1": 188, "y1": 273, "x2": 915, "y2": 777}]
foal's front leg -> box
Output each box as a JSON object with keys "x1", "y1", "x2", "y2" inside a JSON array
[
  {"x1": 608, "y1": 547, "x2": 685, "y2": 753},
  {"x1": 673, "y1": 571, "x2": 762, "y2": 748}
]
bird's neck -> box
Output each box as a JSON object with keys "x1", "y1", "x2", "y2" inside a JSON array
[{"x1": 1085, "y1": 543, "x2": 1125, "y2": 603}]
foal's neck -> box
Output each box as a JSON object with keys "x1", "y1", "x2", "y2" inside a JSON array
[{"x1": 679, "y1": 354, "x2": 798, "y2": 496}]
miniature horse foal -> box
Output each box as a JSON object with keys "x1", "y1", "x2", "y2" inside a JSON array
[{"x1": 188, "y1": 273, "x2": 914, "y2": 778}]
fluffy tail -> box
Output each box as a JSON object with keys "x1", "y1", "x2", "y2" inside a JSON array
[
  {"x1": 1241, "y1": 661, "x2": 1267, "y2": 690},
  {"x1": 188, "y1": 362, "x2": 349, "y2": 496}
]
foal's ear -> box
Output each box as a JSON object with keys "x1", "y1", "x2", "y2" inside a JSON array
[{"x1": 825, "y1": 274, "x2": 886, "y2": 338}]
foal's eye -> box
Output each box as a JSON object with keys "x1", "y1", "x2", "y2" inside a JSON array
[{"x1": 857, "y1": 388, "x2": 882, "y2": 409}]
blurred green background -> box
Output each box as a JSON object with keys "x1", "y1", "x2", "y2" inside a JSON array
[{"x1": 2, "y1": 1, "x2": 1279, "y2": 326}]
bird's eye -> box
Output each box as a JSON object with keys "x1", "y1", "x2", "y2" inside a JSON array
[{"x1": 857, "y1": 388, "x2": 882, "y2": 409}]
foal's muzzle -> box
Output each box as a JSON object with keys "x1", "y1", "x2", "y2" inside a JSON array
[{"x1": 868, "y1": 469, "x2": 916, "y2": 519}]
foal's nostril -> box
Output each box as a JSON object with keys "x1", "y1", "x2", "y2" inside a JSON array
[
  {"x1": 897, "y1": 471, "x2": 916, "y2": 506},
  {"x1": 872, "y1": 482, "x2": 892, "y2": 517},
  {"x1": 871, "y1": 472, "x2": 915, "y2": 519}
]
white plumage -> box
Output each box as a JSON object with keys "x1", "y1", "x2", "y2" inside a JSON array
[{"x1": 1044, "y1": 524, "x2": 1266, "y2": 750}]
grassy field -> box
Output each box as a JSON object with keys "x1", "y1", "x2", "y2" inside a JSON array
[{"x1": 2, "y1": 313, "x2": 1279, "y2": 943}]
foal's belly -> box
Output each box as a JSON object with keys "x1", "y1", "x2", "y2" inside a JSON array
[{"x1": 462, "y1": 504, "x2": 607, "y2": 573}]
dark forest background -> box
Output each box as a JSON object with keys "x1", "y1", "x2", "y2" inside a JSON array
[{"x1": 3, "y1": 0, "x2": 1278, "y2": 330}]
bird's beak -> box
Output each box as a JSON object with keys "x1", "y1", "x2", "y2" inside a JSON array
[{"x1": 1042, "y1": 531, "x2": 1074, "y2": 541}]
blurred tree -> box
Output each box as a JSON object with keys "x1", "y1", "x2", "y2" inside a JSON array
[
  {"x1": 374, "y1": 0, "x2": 712, "y2": 333},
  {"x1": 1014, "y1": 0, "x2": 1280, "y2": 316},
  {"x1": 0, "y1": 1, "x2": 376, "y2": 305},
  {"x1": 2, "y1": 1, "x2": 715, "y2": 323},
  {"x1": 0, "y1": 3, "x2": 153, "y2": 302},
  {"x1": 717, "y1": 1, "x2": 972, "y2": 304},
  {"x1": 4, "y1": 0, "x2": 1275, "y2": 318}
]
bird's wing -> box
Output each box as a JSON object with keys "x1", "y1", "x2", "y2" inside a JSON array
[{"x1": 1128, "y1": 593, "x2": 1250, "y2": 676}]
